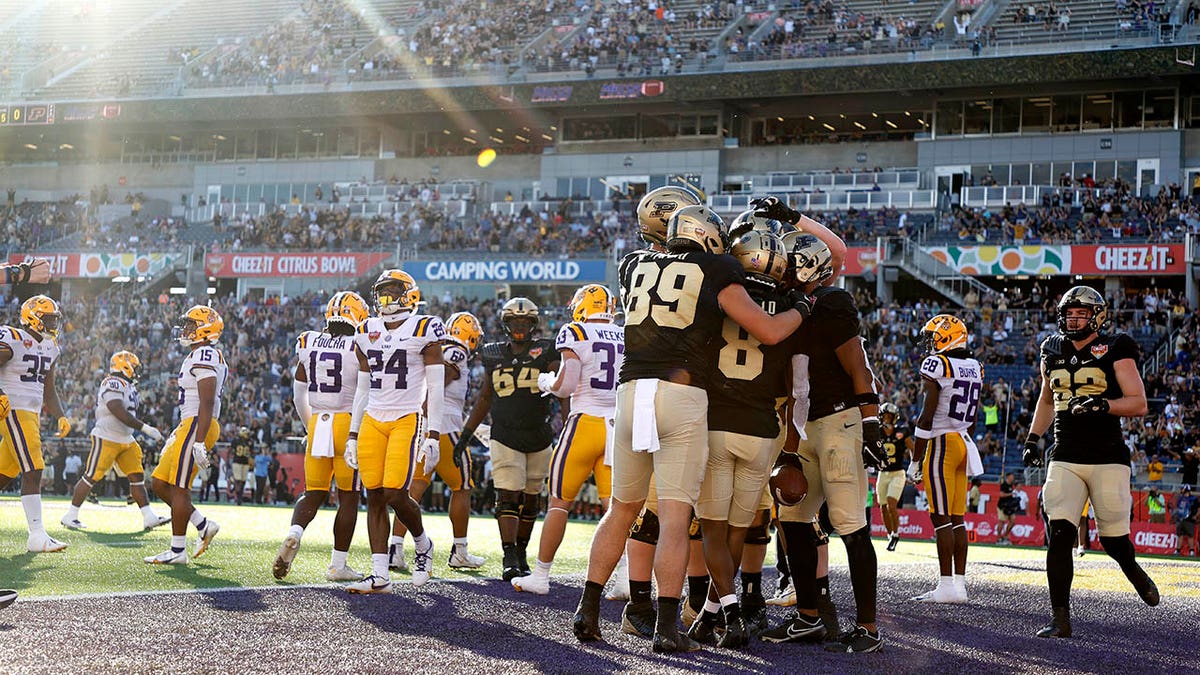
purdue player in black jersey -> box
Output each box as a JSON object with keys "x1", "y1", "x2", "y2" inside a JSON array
[
  {"x1": 1023, "y1": 286, "x2": 1158, "y2": 639},
  {"x1": 766, "y1": 233, "x2": 884, "y2": 653},
  {"x1": 687, "y1": 229, "x2": 795, "y2": 649},
  {"x1": 573, "y1": 205, "x2": 815, "y2": 654},
  {"x1": 456, "y1": 298, "x2": 560, "y2": 582},
  {"x1": 876, "y1": 402, "x2": 912, "y2": 551}
]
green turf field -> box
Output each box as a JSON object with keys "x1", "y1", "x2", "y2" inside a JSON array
[{"x1": 0, "y1": 495, "x2": 603, "y2": 597}]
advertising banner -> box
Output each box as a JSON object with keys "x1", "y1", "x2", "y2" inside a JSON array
[
  {"x1": 204, "y1": 252, "x2": 391, "y2": 278},
  {"x1": 842, "y1": 247, "x2": 879, "y2": 276},
  {"x1": 9, "y1": 252, "x2": 182, "y2": 278},
  {"x1": 403, "y1": 259, "x2": 608, "y2": 283},
  {"x1": 923, "y1": 244, "x2": 1185, "y2": 276}
]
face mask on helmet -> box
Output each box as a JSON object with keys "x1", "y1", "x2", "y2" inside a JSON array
[
  {"x1": 504, "y1": 316, "x2": 536, "y2": 342},
  {"x1": 174, "y1": 318, "x2": 199, "y2": 347},
  {"x1": 40, "y1": 312, "x2": 61, "y2": 336}
]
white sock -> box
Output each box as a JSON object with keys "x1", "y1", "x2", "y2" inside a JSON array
[
  {"x1": 703, "y1": 598, "x2": 721, "y2": 614},
  {"x1": 453, "y1": 536, "x2": 468, "y2": 549},
  {"x1": 535, "y1": 559, "x2": 553, "y2": 576},
  {"x1": 938, "y1": 575, "x2": 954, "y2": 590},
  {"x1": 372, "y1": 553, "x2": 390, "y2": 579},
  {"x1": 288, "y1": 524, "x2": 305, "y2": 540},
  {"x1": 413, "y1": 532, "x2": 431, "y2": 552},
  {"x1": 719, "y1": 593, "x2": 738, "y2": 608},
  {"x1": 189, "y1": 510, "x2": 206, "y2": 529},
  {"x1": 65, "y1": 504, "x2": 80, "y2": 520},
  {"x1": 139, "y1": 505, "x2": 156, "y2": 520},
  {"x1": 953, "y1": 574, "x2": 967, "y2": 590},
  {"x1": 22, "y1": 494, "x2": 45, "y2": 536},
  {"x1": 390, "y1": 534, "x2": 405, "y2": 547},
  {"x1": 331, "y1": 549, "x2": 349, "y2": 569},
  {"x1": 170, "y1": 535, "x2": 186, "y2": 552}
]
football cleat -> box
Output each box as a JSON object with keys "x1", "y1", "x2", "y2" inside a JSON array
[
  {"x1": 718, "y1": 608, "x2": 749, "y2": 650},
  {"x1": 326, "y1": 565, "x2": 363, "y2": 582},
  {"x1": 347, "y1": 575, "x2": 392, "y2": 594},
  {"x1": 742, "y1": 600, "x2": 768, "y2": 637},
  {"x1": 272, "y1": 534, "x2": 301, "y2": 579},
  {"x1": 447, "y1": 545, "x2": 485, "y2": 569},
  {"x1": 887, "y1": 534, "x2": 900, "y2": 551},
  {"x1": 1036, "y1": 607, "x2": 1072, "y2": 638},
  {"x1": 573, "y1": 603, "x2": 603, "y2": 642},
  {"x1": 605, "y1": 558, "x2": 630, "y2": 601},
  {"x1": 143, "y1": 515, "x2": 172, "y2": 531},
  {"x1": 411, "y1": 541, "x2": 434, "y2": 587},
  {"x1": 193, "y1": 520, "x2": 220, "y2": 559},
  {"x1": 0, "y1": 589, "x2": 16, "y2": 610},
  {"x1": 389, "y1": 542, "x2": 408, "y2": 572},
  {"x1": 680, "y1": 600, "x2": 699, "y2": 628},
  {"x1": 767, "y1": 582, "x2": 796, "y2": 606},
  {"x1": 652, "y1": 629, "x2": 701, "y2": 654},
  {"x1": 824, "y1": 626, "x2": 883, "y2": 653},
  {"x1": 502, "y1": 546, "x2": 523, "y2": 582},
  {"x1": 686, "y1": 610, "x2": 720, "y2": 646},
  {"x1": 911, "y1": 585, "x2": 968, "y2": 604},
  {"x1": 144, "y1": 549, "x2": 188, "y2": 565},
  {"x1": 27, "y1": 533, "x2": 68, "y2": 553},
  {"x1": 1130, "y1": 568, "x2": 1160, "y2": 607},
  {"x1": 621, "y1": 600, "x2": 656, "y2": 637},
  {"x1": 60, "y1": 516, "x2": 87, "y2": 530},
  {"x1": 512, "y1": 573, "x2": 550, "y2": 595},
  {"x1": 761, "y1": 613, "x2": 826, "y2": 644}
]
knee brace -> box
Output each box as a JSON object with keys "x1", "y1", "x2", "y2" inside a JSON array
[
  {"x1": 495, "y1": 491, "x2": 521, "y2": 520},
  {"x1": 689, "y1": 512, "x2": 703, "y2": 541},
  {"x1": 746, "y1": 519, "x2": 772, "y2": 546},
  {"x1": 629, "y1": 509, "x2": 660, "y2": 546},
  {"x1": 814, "y1": 520, "x2": 830, "y2": 547},
  {"x1": 519, "y1": 492, "x2": 540, "y2": 524}
]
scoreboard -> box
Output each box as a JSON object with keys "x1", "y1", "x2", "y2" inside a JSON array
[{"x1": 0, "y1": 103, "x2": 56, "y2": 126}]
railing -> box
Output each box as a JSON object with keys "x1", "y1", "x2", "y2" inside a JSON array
[
  {"x1": 489, "y1": 200, "x2": 610, "y2": 218},
  {"x1": 891, "y1": 236, "x2": 999, "y2": 305},
  {"x1": 708, "y1": 190, "x2": 938, "y2": 213},
  {"x1": 961, "y1": 185, "x2": 1055, "y2": 207},
  {"x1": 187, "y1": 199, "x2": 469, "y2": 223},
  {"x1": 343, "y1": 181, "x2": 479, "y2": 202},
  {"x1": 744, "y1": 170, "x2": 921, "y2": 192}
]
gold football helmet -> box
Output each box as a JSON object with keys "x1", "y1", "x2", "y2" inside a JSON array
[
  {"x1": 636, "y1": 186, "x2": 702, "y2": 246},
  {"x1": 729, "y1": 209, "x2": 793, "y2": 239},
  {"x1": 445, "y1": 312, "x2": 483, "y2": 352},
  {"x1": 730, "y1": 231, "x2": 788, "y2": 287},
  {"x1": 500, "y1": 297, "x2": 539, "y2": 342},
  {"x1": 109, "y1": 351, "x2": 142, "y2": 380},
  {"x1": 373, "y1": 269, "x2": 421, "y2": 316},
  {"x1": 1057, "y1": 286, "x2": 1109, "y2": 340},
  {"x1": 570, "y1": 284, "x2": 616, "y2": 322},
  {"x1": 175, "y1": 305, "x2": 224, "y2": 346},
  {"x1": 786, "y1": 233, "x2": 834, "y2": 286},
  {"x1": 920, "y1": 314, "x2": 970, "y2": 355},
  {"x1": 20, "y1": 295, "x2": 62, "y2": 337},
  {"x1": 666, "y1": 205, "x2": 729, "y2": 254},
  {"x1": 325, "y1": 291, "x2": 369, "y2": 331}
]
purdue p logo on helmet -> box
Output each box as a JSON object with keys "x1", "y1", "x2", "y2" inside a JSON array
[
  {"x1": 1057, "y1": 286, "x2": 1109, "y2": 340},
  {"x1": 636, "y1": 186, "x2": 702, "y2": 246},
  {"x1": 730, "y1": 231, "x2": 788, "y2": 287}
]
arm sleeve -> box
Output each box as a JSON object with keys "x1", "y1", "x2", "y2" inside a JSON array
[
  {"x1": 425, "y1": 364, "x2": 445, "y2": 434},
  {"x1": 292, "y1": 380, "x2": 311, "y2": 421},
  {"x1": 552, "y1": 357, "x2": 582, "y2": 398},
  {"x1": 349, "y1": 371, "x2": 371, "y2": 434}
]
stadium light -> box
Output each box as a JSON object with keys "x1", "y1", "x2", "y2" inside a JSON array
[
  {"x1": 206, "y1": 287, "x2": 216, "y2": 295},
  {"x1": 169, "y1": 287, "x2": 187, "y2": 295},
  {"x1": 822, "y1": 123, "x2": 835, "y2": 131},
  {"x1": 885, "y1": 120, "x2": 898, "y2": 128},
  {"x1": 111, "y1": 276, "x2": 131, "y2": 283},
  {"x1": 23, "y1": 143, "x2": 37, "y2": 150}
]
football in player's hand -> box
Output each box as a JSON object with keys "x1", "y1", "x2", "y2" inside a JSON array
[{"x1": 769, "y1": 453, "x2": 808, "y2": 507}]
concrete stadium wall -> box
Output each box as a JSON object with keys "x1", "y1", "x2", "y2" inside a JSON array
[
  {"x1": 0, "y1": 162, "x2": 193, "y2": 203},
  {"x1": 722, "y1": 141, "x2": 919, "y2": 175}
]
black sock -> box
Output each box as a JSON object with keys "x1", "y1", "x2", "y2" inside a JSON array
[
  {"x1": 781, "y1": 521, "x2": 819, "y2": 610},
  {"x1": 581, "y1": 580, "x2": 604, "y2": 608},
  {"x1": 630, "y1": 579, "x2": 653, "y2": 605},
  {"x1": 1046, "y1": 520, "x2": 1077, "y2": 609},
  {"x1": 842, "y1": 526, "x2": 878, "y2": 626},
  {"x1": 817, "y1": 575, "x2": 830, "y2": 598},
  {"x1": 687, "y1": 575, "x2": 709, "y2": 612},
  {"x1": 656, "y1": 596, "x2": 681, "y2": 635},
  {"x1": 741, "y1": 571, "x2": 762, "y2": 603},
  {"x1": 516, "y1": 538, "x2": 529, "y2": 549},
  {"x1": 1099, "y1": 535, "x2": 1144, "y2": 584},
  {"x1": 775, "y1": 534, "x2": 790, "y2": 587}
]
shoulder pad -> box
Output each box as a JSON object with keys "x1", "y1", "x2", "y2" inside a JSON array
[
  {"x1": 480, "y1": 342, "x2": 506, "y2": 361},
  {"x1": 1040, "y1": 334, "x2": 1064, "y2": 355}
]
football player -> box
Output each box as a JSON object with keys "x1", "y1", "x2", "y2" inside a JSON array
[
  {"x1": 876, "y1": 402, "x2": 912, "y2": 551},
  {"x1": 513, "y1": 284, "x2": 624, "y2": 595},
  {"x1": 573, "y1": 205, "x2": 814, "y2": 653},
  {"x1": 273, "y1": 291, "x2": 369, "y2": 582},
  {"x1": 766, "y1": 234, "x2": 883, "y2": 653},
  {"x1": 1023, "y1": 286, "x2": 1159, "y2": 638},
  {"x1": 908, "y1": 314, "x2": 983, "y2": 603},
  {"x1": 61, "y1": 351, "x2": 170, "y2": 532},
  {"x1": 390, "y1": 312, "x2": 487, "y2": 571},
  {"x1": 145, "y1": 305, "x2": 226, "y2": 564},
  {"x1": 0, "y1": 295, "x2": 71, "y2": 553},
  {"x1": 230, "y1": 426, "x2": 254, "y2": 504},
  {"x1": 688, "y1": 229, "x2": 795, "y2": 649},
  {"x1": 346, "y1": 270, "x2": 444, "y2": 593},
  {"x1": 455, "y1": 297, "x2": 560, "y2": 581}
]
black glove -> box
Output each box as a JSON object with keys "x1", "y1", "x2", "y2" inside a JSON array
[
  {"x1": 452, "y1": 431, "x2": 475, "y2": 469},
  {"x1": 750, "y1": 196, "x2": 801, "y2": 225},
  {"x1": 1022, "y1": 433, "x2": 1043, "y2": 467},
  {"x1": 790, "y1": 290, "x2": 816, "y2": 318},
  {"x1": 1068, "y1": 395, "x2": 1109, "y2": 416},
  {"x1": 861, "y1": 417, "x2": 885, "y2": 469}
]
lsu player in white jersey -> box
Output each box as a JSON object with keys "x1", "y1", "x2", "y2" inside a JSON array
[
  {"x1": 145, "y1": 306, "x2": 227, "y2": 565},
  {"x1": 0, "y1": 295, "x2": 72, "y2": 553},
  {"x1": 273, "y1": 291, "x2": 369, "y2": 582},
  {"x1": 61, "y1": 351, "x2": 171, "y2": 532},
  {"x1": 908, "y1": 314, "x2": 983, "y2": 604},
  {"x1": 389, "y1": 312, "x2": 487, "y2": 572},
  {"x1": 514, "y1": 284, "x2": 624, "y2": 596},
  {"x1": 345, "y1": 270, "x2": 445, "y2": 593}
]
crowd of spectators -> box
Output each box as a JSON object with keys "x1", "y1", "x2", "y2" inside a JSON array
[
  {"x1": 1, "y1": 192, "x2": 88, "y2": 255},
  {"x1": 752, "y1": 0, "x2": 946, "y2": 60}
]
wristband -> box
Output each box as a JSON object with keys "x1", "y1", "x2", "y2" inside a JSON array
[
  {"x1": 1026, "y1": 432, "x2": 1040, "y2": 443},
  {"x1": 18, "y1": 262, "x2": 30, "y2": 283},
  {"x1": 914, "y1": 427, "x2": 935, "y2": 439},
  {"x1": 861, "y1": 416, "x2": 879, "y2": 424},
  {"x1": 855, "y1": 392, "x2": 880, "y2": 406},
  {"x1": 140, "y1": 423, "x2": 151, "y2": 433}
]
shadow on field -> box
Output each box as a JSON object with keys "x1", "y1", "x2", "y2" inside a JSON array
[
  {"x1": 0, "y1": 552, "x2": 51, "y2": 591},
  {"x1": 150, "y1": 564, "x2": 269, "y2": 613}
]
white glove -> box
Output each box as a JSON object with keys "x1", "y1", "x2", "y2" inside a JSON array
[
  {"x1": 419, "y1": 436, "x2": 440, "y2": 474},
  {"x1": 344, "y1": 439, "x2": 359, "y2": 470},
  {"x1": 537, "y1": 372, "x2": 557, "y2": 395},
  {"x1": 140, "y1": 424, "x2": 164, "y2": 442},
  {"x1": 192, "y1": 442, "x2": 210, "y2": 472},
  {"x1": 907, "y1": 461, "x2": 923, "y2": 485}
]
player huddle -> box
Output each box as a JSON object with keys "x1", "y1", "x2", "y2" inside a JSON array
[{"x1": 0, "y1": 198, "x2": 1160, "y2": 648}]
